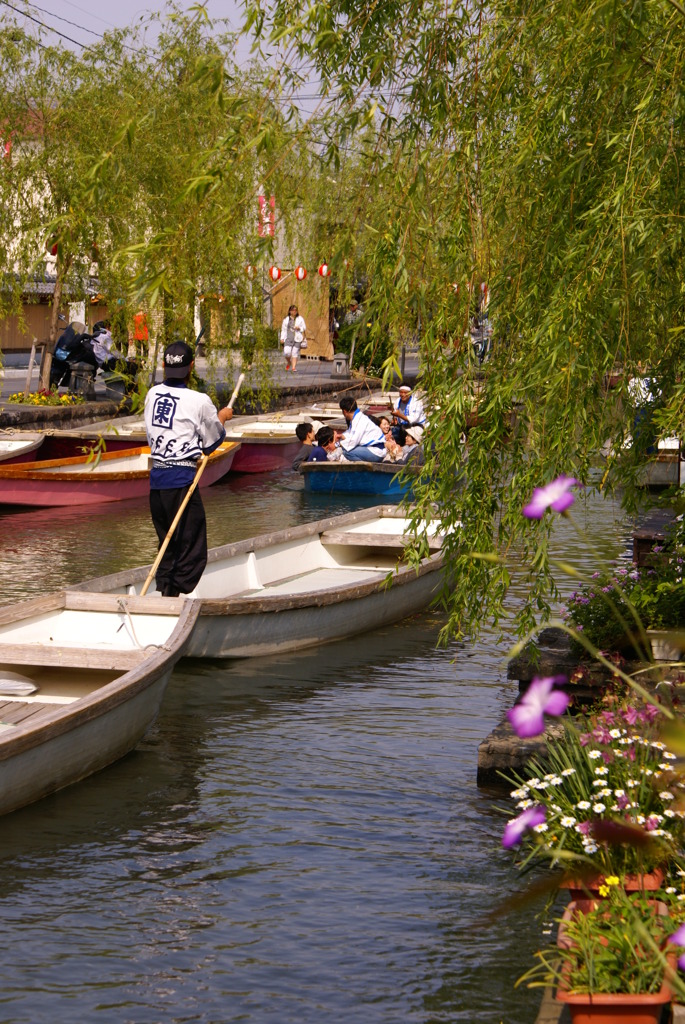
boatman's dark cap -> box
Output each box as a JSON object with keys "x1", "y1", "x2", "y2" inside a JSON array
[{"x1": 163, "y1": 341, "x2": 194, "y2": 378}]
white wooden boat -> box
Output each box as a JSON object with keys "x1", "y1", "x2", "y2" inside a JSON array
[
  {"x1": 0, "y1": 591, "x2": 199, "y2": 815},
  {"x1": 72, "y1": 506, "x2": 446, "y2": 659},
  {"x1": 0, "y1": 432, "x2": 45, "y2": 464}
]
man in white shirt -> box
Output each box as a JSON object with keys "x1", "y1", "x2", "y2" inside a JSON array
[
  {"x1": 144, "y1": 340, "x2": 233, "y2": 596},
  {"x1": 392, "y1": 384, "x2": 427, "y2": 428},
  {"x1": 336, "y1": 397, "x2": 386, "y2": 462}
]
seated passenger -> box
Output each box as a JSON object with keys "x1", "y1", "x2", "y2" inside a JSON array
[
  {"x1": 292, "y1": 422, "x2": 315, "y2": 469},
  {"x1": 305, "y1": 425, "x2": 335, "y2": 462},
  {"x1": 399, "y1": 425, "x2": 425, "y2": 465},
  {"x1": 336, "y1": 397, "x2": 386, "y2": 462},
  {"x1": 383, "y1": 425, "x2": 407, "y2": 463}
]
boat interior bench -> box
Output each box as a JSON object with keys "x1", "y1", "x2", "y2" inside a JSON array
[{"x1": 0, "y1": 699, "x2": 71, "y2": 727}]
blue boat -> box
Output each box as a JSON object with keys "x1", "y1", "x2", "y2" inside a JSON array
[{"x1": 299, "y1": 461, "x2": 418, "y2": 497}]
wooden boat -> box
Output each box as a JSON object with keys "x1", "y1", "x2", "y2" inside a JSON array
[
  {"x1": 72, "y1": 506, "x2": 446, "y2": 659},
  {"x1": 0, "y1": 441, "x2": 240, "y2": 507},
  {"x1": 637, "y1": 437, "x2": 683, "y2": 487},
  {"x1": 50, "y1": 416, "x2": 305, "y2": 473},
  {"x1": 0, "y1": 432, "x2": 45, "y2": 464},
  {"x1": 0, "y1": 591, "x2": 199, "y2": 815},
  {"x1": 299, "y1": 460, "x2": 419, "y2": 497}
]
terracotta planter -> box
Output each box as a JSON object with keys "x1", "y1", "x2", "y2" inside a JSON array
[
  {"x1": 556, "y1": 978, "x2": 674, "y2": 1024},
  {"x1": 555, "y1": 901, "x2": 675, "y2": 1022},
  {"x1": 561, "y1": 868, "x2": 665, "y2": 902}
]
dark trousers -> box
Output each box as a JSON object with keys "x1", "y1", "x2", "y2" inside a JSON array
[{"x1": 149, "y1": 486, "x2": 207, "y2": 597}]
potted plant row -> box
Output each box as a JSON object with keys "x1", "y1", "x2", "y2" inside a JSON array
[{"x1": 517, "y1": 888, "x2": 677, "y2": 1024}]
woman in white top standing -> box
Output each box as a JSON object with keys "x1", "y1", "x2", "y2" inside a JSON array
[{"x1": 280, "y1": 304, "x2": 307, "y2": 372}]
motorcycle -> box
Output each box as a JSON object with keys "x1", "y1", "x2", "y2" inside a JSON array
[{"x1": 49, "y1": 320, "x2": 92, "y2": 388}]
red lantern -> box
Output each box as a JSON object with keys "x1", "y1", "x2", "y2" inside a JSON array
[
  {"x1": 294, "y1": 265, "x2": 307, "y2": 281},
  {"x1": 318, "y1": 263, "x2": 331, "y2": 278},
  {"x1": 268, "y1": 266, "x2": 281, "y2": 282},
  {"x1": 245, "y1": 264, "x2": 257, "y2": 279}
]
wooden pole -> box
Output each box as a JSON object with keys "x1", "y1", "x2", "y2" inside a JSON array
[{"x1": 140, "y1": 455, "x2": 209, "y2": 597}]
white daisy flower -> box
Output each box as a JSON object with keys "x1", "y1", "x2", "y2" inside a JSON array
[
  {"x1": 598, "y1": 788, "x2": 612, "y2": 797},
  {"x1": 666, "y1": 887, "x2": 678, "y2": 894},
  {"x1": 663, "y1": 752, "x2": 677, "y2": 760},
  {"x1": 614, "y1": 789, "x2": 625, "y2": 797},
  {"x1": 576, "y1": 801, "x2": 591, "y2": 810},
  {"x1": 609, "y1": 729, "x2": 622, "y2": 739},
  {"x1": 561, "y1": 768, "x2": 577, "y2": 776},
  {"x1": 533, "y1": 823, "x2": 548, "y2": 833},
  {"x1": 660, "y1": 791, "x2": 675, "y2": 801},
  {"x1": 517, "y1": 799, "x2": 534, "y2": 809},
  {"x1": 678, "y1": 894, "x2": 685, "y2": 902},
  {"x1": 664, "y1": 809, "x2": 677, "y2": 818},
  {"x1": 510, "y1": 787, "x2": 529, "y2": 799},
  {"x1": 592, "y1": 803, "x2": 606, "y2": 814},
  {"x1": 594, "y1": 765, "x2": 609, "y2": 776},
  {"x1": 583, "y1": 842, "x2": 599, "y2": 853},
  {"x1": 560, "y1": 816, "x2": 576, "y2": 828},
  {"x1": 588, "y1": 750, "x2": 602, "y2": 759}
]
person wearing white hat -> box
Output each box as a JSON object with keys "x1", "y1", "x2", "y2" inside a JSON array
[{"x1": 392, "y1": 384, "x2": 427, "y2": 436}]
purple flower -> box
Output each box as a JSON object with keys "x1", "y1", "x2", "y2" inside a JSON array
[
  {"x1": 576, "y1": 820, "x2": 591, "y2": 835},
  {"x1": 523, "y1": 475, "x2": 580, "y2": 519},
  {"x1": 502, "y1": 805, "x2": 546, "y2": 849},
  {"x1": 679, "y1": 954, "x2": 685, "y2": 972},
  {"x1": 623, "y1": 707, "x2": 639, "y2": 725},
  {"x1": 671, "y1": 923, "x2": 685, "y2": 946},
  {"x1": 507, "y1": 676, "x2": 570, "y2": 738}
]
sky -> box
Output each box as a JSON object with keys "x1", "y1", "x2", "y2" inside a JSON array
[
  {"x1": 4, "y1": 0, "x2": 254, "y2": 65},
  {"x1": 3, "y1": 1, "x2": 324, "y2": 111}
]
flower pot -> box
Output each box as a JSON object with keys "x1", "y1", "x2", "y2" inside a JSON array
[
  {"x1": 561, "y1": 868, "x2": 665, "y2": 902},
  {"x1": 556, "y1": 978, "x2": 674, "y2": 1024},
  {"x1": 647, "y1": 630, "x2": 682, "y2": 662}
]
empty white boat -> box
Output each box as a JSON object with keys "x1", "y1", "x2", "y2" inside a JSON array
[
  {"x1": 0, "y1": 592, "x2": 199, "y2": 815},
  {"x1": 72, "y1": 506, "x2": 446, "y2": 659}
]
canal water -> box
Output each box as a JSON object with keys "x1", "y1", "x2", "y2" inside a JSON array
[{"x1": 0, "y1": 476, "x2": 631, "y2": 1024}]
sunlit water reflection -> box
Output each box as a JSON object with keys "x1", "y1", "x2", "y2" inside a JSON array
[{"x1": 0, "y1": 477, "x2": 632, "y2": 1023}]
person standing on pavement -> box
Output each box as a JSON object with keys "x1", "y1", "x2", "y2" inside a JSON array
[
  {"x1": 280, "y1": 304, "x2": 307, "y2": 372},
  {"x1": 144, "y1": 340, "x2": 234, "y2": 597}
]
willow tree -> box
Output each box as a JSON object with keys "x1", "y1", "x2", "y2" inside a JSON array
[{"x1": 234, "y1": 0, "x2": 685, "y2": 639}]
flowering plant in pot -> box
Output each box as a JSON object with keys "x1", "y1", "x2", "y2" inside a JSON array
[
  {"x1": 503, "y1": 700, "x2": 685, "y2": 887},
  {"x1": 564, "y1": 557, "x2": 685, "y2": 660},
  {"x1": 516, "y1": 887, "x2": 681, "y2": 1022}
]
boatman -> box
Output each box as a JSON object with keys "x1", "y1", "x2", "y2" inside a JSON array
[
  {"x1": 392, "y1": 384, "x2": 427, "y2": 431},
  {"x1": 144, "y1": 340, "x2": 234, "y2": 597},
  {"x1": 336, "y1": 396, "x2": 386, "y2": 462}
]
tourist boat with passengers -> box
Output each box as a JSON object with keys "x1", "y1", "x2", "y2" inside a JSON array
[
  {"x1": 298, "y1": 460, "x2": 419, "y2": 498},
  {"x1": 72, "y1": 506, "x2": 446, "y2": 659},
  {"x1": 0, "y1": 590, "x2": 199, "y2": 815},
  {"x1": 0, "y1": 441, "x2": 240, "y2": 507}
]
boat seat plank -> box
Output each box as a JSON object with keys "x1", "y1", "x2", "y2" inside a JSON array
[
  {"x1": 64, "y1": 592, "x2": 186, "y2": 615},
  {"x1": 260, "y1": 566, "x2": 384, "y2": 597},
  {"x1": 0, "y1": 645, "x2": 149, "y2": 669},
  {"x1": 0, "y1": 701, "x2": 59, "y2": 725},
  {"x1": 320, "y1": 530, "x2": 441, "y2": 550}
]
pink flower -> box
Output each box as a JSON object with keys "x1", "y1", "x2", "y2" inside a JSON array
[
  {"x1": 623, "y1": 707, "x2": 639, "y2": 726},
  {"x1": 523, "y1": 475, "x2": 580, "y2": 519},
  {"x1": 502, "y1": 806, "x2": 546, "y2": 849},
  {"x1": 645, "y1": 815, "x2": 660, "y2": 832},
  {"x1": 507, "y1": 676, "x2": 570, "y2": 738},
  {"x1": 576, "y1": 820, "x2": 591, "y2": 835},
  {"x1": 671, "y1": 923, "x2": 685, "y2": 946}
]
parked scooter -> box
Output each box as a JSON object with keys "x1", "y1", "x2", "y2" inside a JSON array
[{"x1": 49, "y1": 320, "x2": 92, "y2": 388}]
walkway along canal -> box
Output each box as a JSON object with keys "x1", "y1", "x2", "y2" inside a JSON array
[{"x1": 0, "y1": 474, "x2": 631, "y2": 1023}]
